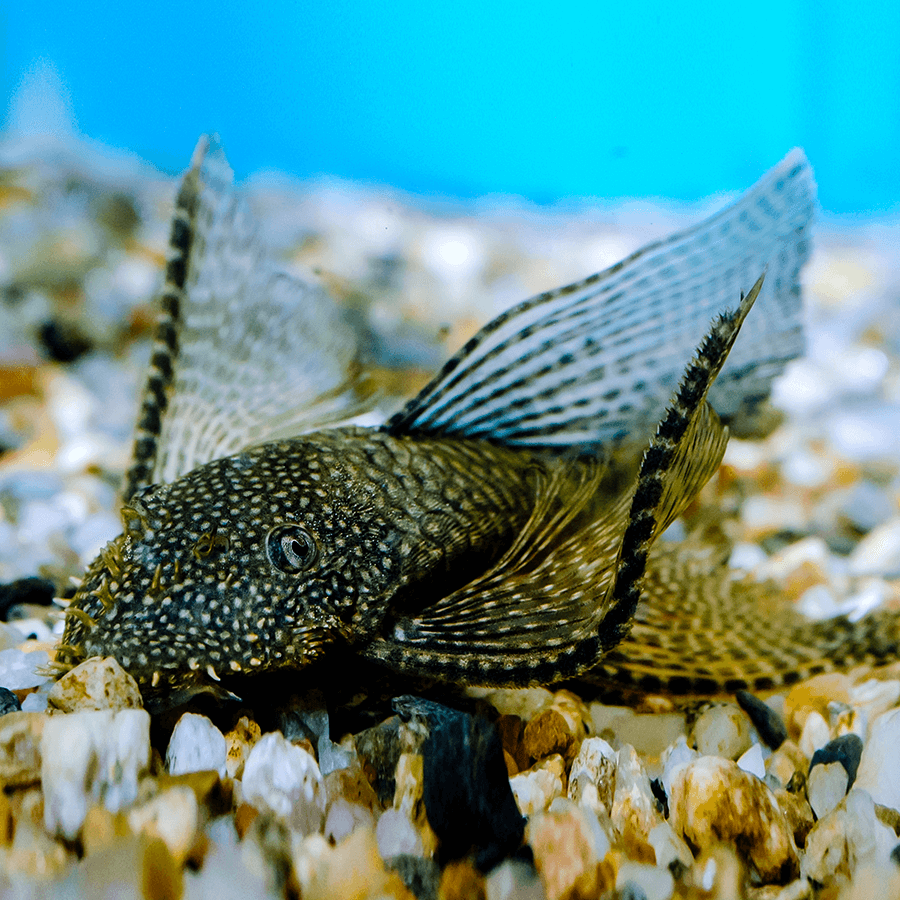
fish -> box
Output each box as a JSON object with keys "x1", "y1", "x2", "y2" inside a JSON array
[{"x1": 57, "y1": 137, "x2": 897, "y2": 708}]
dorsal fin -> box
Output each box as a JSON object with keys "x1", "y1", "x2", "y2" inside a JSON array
[
  {"x1": 386, "y1": 150, "x2": 814, "y2": 449},
  {"x1": 124, "y1": 136, "x2": 368, "y2": 499}
]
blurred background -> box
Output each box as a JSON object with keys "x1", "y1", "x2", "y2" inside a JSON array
[{"x1": 2, "y1": 0, "x2": 898, "y2": 214}]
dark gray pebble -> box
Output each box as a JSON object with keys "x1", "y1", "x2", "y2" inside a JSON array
[
  {"x1": 387, "y1": 854, "x2": 440, "y2": 900},
  {"x1": 354, "y1": 715, "x2": 402, "y2": 807},
  {"x1": 0, "y1": 687, "x2": 21, "y2": 716},
  {"x1": 394, "y1": 695, "x2": 524, "y2": 870},
  {"x1": 809, "y1": 733, "x2": 864, "y2": 788},
  {"x1": 736, "y1": 690, "x2": 788, "y2": 749},
  {"x1": 0, "y1": 577, "x2": 56, "y2": 620}
]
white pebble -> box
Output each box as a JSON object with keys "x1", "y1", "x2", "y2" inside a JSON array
[
  {"x1": 803, "y1": 788, "x2": 896, "y2": 882},
  {"x1": 855, "y1": 707, "x2": 900, "y2": 810},
  {"x1": 485, "y1": 858, "x2": 545, "y2": 900},
  {"x1": 693, "y1": 704, "x2": 752, "y2": 760},
  {"x1": 324, "y1": 798, "x2": 374, "y2": 844},
  {"x1": 799, "y1": 710, "x2": 832, "y2": 758},
  {"x1": 616, "y1": 861, "x2": 675, "y2": 900},
  {"x1": 375, "y1": 807, "x2": 422, "y2": 859},
  {"x1": 661, "y1": 736, "x2": 699, "y2": 802},
  {"x1": 736, "y1": 743, "x2": 766, "y2": 779},
  {"x1": 807, "y1": 761, "x2": 849, "y2": 819},
  {"x1": 728, "y1": 542, "x2": 768, "y2": 571},
  {"x1": 848, "y1": 518, "x2": 900, "y2": 578},
  {"x1": 242, "y1": 732, "x2": 326, "y2": 836},
  {"x1": 42, "y1": 708, "x2": 150, "y2": 840},
  {"x1": 648, "y1": 821, "x2": 693, "y2": 871},
  {"x1": 166, "y1": 712, "x2": 227, "y2": 779},
  {"x1": 0, "y1": 648, "x2": 51, "y2": 691}
]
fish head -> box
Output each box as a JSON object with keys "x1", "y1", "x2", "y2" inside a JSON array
[{"x1": 58, "y1": 437, "x2": 402, "y2": 697}]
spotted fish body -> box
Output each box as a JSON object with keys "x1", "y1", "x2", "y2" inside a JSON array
[{"x1": 62, "y1": 137, "x2": 895, "y2": 706}]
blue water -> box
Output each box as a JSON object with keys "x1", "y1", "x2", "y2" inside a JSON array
[{"x1": 3, "y1": 1, "x2": 898, "y2": 213}]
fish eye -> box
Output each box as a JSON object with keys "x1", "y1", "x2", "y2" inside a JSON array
[{"x1": 266, "y1": 524, "x2": 318, "y2": 574}]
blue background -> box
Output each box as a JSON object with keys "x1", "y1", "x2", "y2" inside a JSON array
[{"x1": 3, "y1": 1, "x2": 898, "y2": 213}]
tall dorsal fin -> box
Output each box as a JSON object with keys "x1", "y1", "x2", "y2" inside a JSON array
[
  {"x1": 386, "y1": 151, "x2": 814, "y2": 450},
  {"x1": 124, "y1": 136, "x2": 368, "y2": 499}
]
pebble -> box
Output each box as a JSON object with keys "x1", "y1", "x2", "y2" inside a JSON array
[
  {"x1": 481, "y1": 686, "x2": 554, "y2": 721},
  {"x1": 324, "y1": 798, "x2": 375, "y2": 845},
  {"x1": 47, "y1": 655, "x2": 142, "y2": 712},
  {"x1": 0, "y1": 710, "x2": 44, "y2": 787},
  {"x1": 0, "y1": 686, "x2": 21, "y2": 715},
  {"x1": 807, "y1": 761, "x2": 850, "y2": 820},
  {"x1": 416, "y1": 703, "x2": 523, "y2": 868},
  {"x1": 510, "y1": 753, "x2": 566, "y2": 817},
  {"x1": 848, "y1": 518, "x2": 900, "y2": 577},
  {"x1": 165, "y1": 712, "x2": 227, "y2": 779},
  {"x1": 567, "y1": 736, "x2": 616, "y2": 816},
  {"x1": 224, "y1": 714, "x2": 262, "y2": 780},
  {"x1": 773, "y1": 787, "x2": 816, "y2": 849},
  {"x1": 810, "y1": 733, "x2": 863, "y2": 787},
  {"x1": 293, "y1": 823, "x2": 414, "y2": 900},
  {"x1": 855, "y1": 707, "x2": 900, "y2": 811},
  {"x1": 736, "y1": 690, "x2": 789, "y2": 750},
  {"x1": 803, "y1": 788, "x2": 896, "y2": 883},
  {"x1": 527, "y1": 802, "x2": 607, "y2": 900},
  {"x1": 851, "y1": 678, "x2": 900, "y2": 722},
  {"x1": 0, "y1": 647, "x2": 50, "y2": 691},
  {"x1": 484, "y1": 858, "x2": 545, "y2": 900},
  {"x1": 438, "y1": 859, "x2": 488, "y2": 900},
  {"x1": 647, "y1": 821, "x2": 693, "y2": 872},
  {"x1": 737, "y1": 743, "x2": 766, "y2": 779},
  {"x1": 589, "y1": 704, "x2": 687, "y2": 757},
  {"x1": 799, "y1": 710, "x2": 832, "y2": 759},
  {"x1": 376, "y1": 807, "x2": 422, "y2": 859},
  {"x1": 388, "y1": 855, "x2": 440, "y2": 900},
  {"x1": 41, "y1": 708, "x2": 150, "y2": 840},
  {"x1": 521, "y1": 689, "x2": 587, "y2": 761},
  {"x1": 241, "y1": 731, "x2": 326, "y2": 837},
  {"x1": 693, "y1": 703, "x2": 753, "y2": 759},
  {"x1": 612, "y1": 744, "x2": 663, "y2": 856},
  {"x1": 660, "y1": 735, "x2": 699, "y2": 801},
  {"x1": 766, "y1": 740, "x2": 809, "y2": 789},
  {"x1": 669, "y1": 755, "x2": 799, "y2": 882},
  {"x1": 127, "y1": 784, "x2": 199, "y2": 866},
  {"x1": 838, "y1": 479, "x2": 896, "y2": 533},
  {"x1": 616, "y1": 860, "x2": 675, "y2": 900}
]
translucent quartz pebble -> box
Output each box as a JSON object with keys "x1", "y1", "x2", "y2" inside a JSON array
[{"x1": 166, "y1": 712, "x2": 227, "y2": 779}]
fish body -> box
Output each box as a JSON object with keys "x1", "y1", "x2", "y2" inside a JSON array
[{"x1": 63, "y1": 137, "x2": 886, "y2": 706}]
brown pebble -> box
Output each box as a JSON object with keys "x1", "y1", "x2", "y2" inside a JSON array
[
  {"x1": 522, "y1": 691, "x2": 587, "y2": 761},
  {"x1": 670, "y1": 755, "x2": 799, "y2": 883},
  {"x1": 80, "y1": 804, "x2": 130, "y2": 856},
  {"x1": 0, "y1": 711, "x2": 45, "y2": 788},
  {"x1": 234, "y1": 802, "x2": 260, "y2": 839},
  {"x1": 223, "y1": 715, "x2": 261, "y2": 780},
  {"x1": 158, "y1": 769, "x2": 231, "y2": 815},
  {"x1": 495, "y1": 714, "x2": 529, "y2": 772},
  {"x1": 766, "y1": 740, "x2": 809, "y2": 788},
  {"x1": 47, "y1": 656, "x2": 142, "y2": 712},
  {"x1": 142, "y1": 835, "x2": 182, "y2": 900},
  {"x1": 774, "y1": 788, "x2": 816, "y2": 849},
  {"x1": 783, "y1": 674, "x2": 852, "y2": 739},
  {"x1": 0, "y1": 790, "x2": 13, "y2": 846},
  {"x1": 438, "y1": 859, "x2": 486, "y2": 900},
  {"x1": 528, "y1": 805, "x2": 605, "y2": 900}
]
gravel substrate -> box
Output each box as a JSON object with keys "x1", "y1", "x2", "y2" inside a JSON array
[{"x1": 0, "y1": 133, "x2": 898, "y2": 898}]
